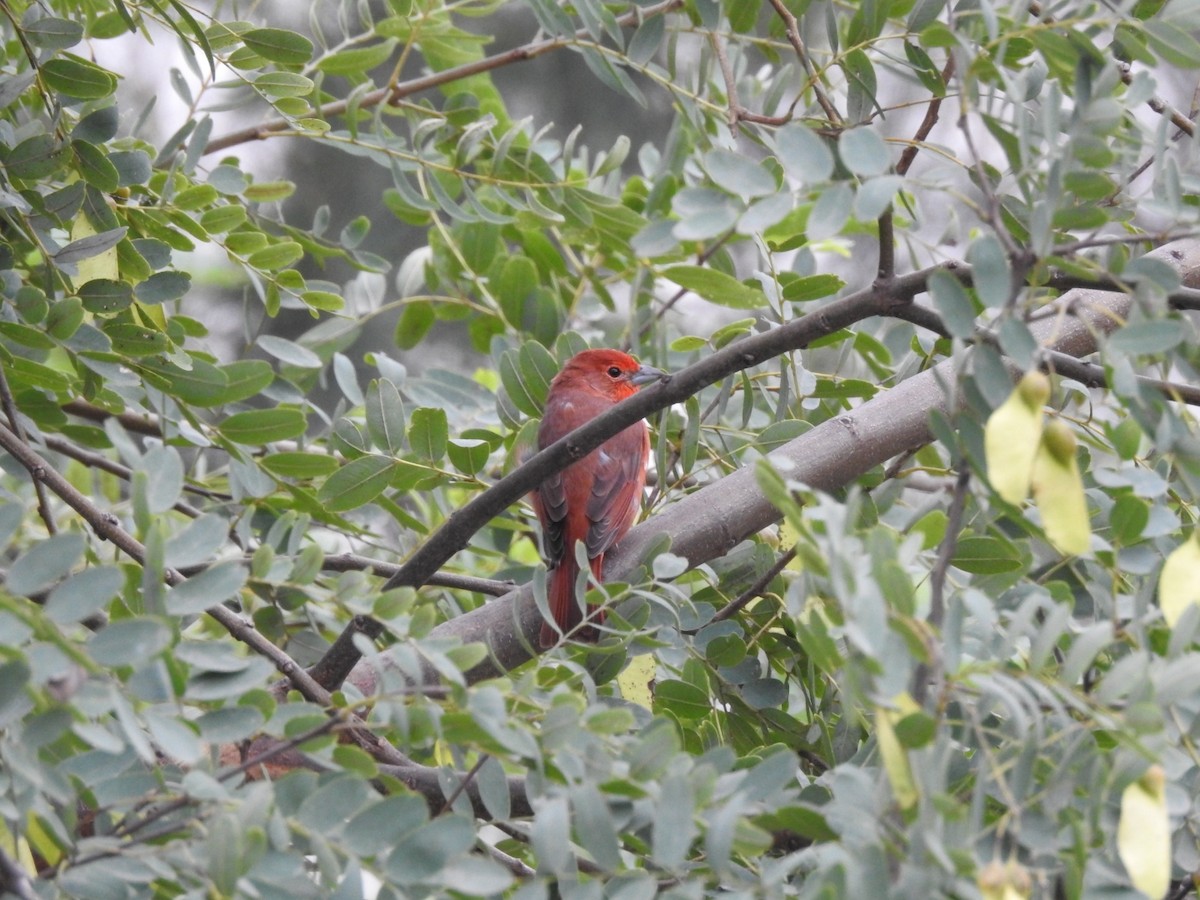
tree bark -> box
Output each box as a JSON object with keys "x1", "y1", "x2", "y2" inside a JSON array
[{"x1": 347, "y1": 238, "x2": 1200, "y2": 690}]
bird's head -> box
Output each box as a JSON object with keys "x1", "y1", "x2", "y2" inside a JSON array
[{"x1": 557, "y1": 349, "x2": 667, "y2": 400}]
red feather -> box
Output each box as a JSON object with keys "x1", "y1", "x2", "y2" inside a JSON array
[{"x1": 532, "y1": 349, "x2": 663, "y2": 648}]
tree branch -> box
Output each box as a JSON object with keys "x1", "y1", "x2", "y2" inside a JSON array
[
  {"x1": 0, "y1": 419, "x2": 335, "y2": 705},
  {"x1": 765, "y1": 0, "x2": 842, "y2": 126},
  {"x1": 380, "y1": 266, "x2": 938, "y2": 596},
  {"x1": 346, "y1": 238, "x2": 1200, "y2": 687},
  {"x1": 323, "y1": 552, "x2": 515, "y2": 596},
  {"x1": 202, "y1": 0, "x2": 686, "y2": 156}
]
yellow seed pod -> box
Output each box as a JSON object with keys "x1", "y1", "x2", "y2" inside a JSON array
[
  {"x1": 985, "y1": 372, "x2": 1048, "y2": 505},
  {"x1": 1117, "y1": 765, "x2": 1170, "y2": 899}
]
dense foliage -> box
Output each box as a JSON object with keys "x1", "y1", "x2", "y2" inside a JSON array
[{"x1": 2, "y1": 0, "x2": 1200, "y2": 897}]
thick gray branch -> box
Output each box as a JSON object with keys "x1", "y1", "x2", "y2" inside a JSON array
[{"x1": 351, "y1": 238, "x2": 1200, "y2": 690}]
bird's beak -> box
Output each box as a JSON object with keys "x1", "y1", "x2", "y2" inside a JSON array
[{"x1": 630, "y1": 363, "x2": 668, "y2": 386}]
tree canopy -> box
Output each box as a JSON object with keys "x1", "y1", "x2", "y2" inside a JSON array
[{"x1": 2, "y1": 0, "x2": 1200, "y2": 897}]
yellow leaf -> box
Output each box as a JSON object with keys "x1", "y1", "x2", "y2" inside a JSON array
[
  {"x1": 70, "y1": 212, "x2": 119, "y2": 288},
  {"x1": 977, "y1": 860, "x2": 1032, "y2": 900},
  {"x1": 778, "y1": 521, "x2": 804, "y2": 571},
  {"x1": 1117, "y1": 765, "x2": 1170, "y2": 899},
  {"x1": 618, "y1": 653, "x2": 656, "y2": 710},
  {"x1": 1030, "y1": 420, "x2": 1090, "y2": 555},
  {"x1": 0, "y1": 819, "x2": 35, "y2": 878},
  {"x1": 875, "y1": 692, "x2": 920, "y2": 810},
  {"x1": 985, "y1": 371, "x2": 1049, "y2": 504},
  {"x1": 1159, "y1": 532, "x2": 1200, "y2": 627},
  {"x1": 24, "y1": 811, "x2": 62, "y2": 866}
]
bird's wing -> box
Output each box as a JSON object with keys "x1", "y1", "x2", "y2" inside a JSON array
[
  {"x1": 584, "y1": 422, "x2": 648, "y2": 559},
  {"x1": 533, "y1": 393, "x2": 599, "y2": 565}
]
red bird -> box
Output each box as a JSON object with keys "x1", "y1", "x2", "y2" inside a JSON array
[{"x1": 533, "y1": 349, "x2": 666, "y2": 648}]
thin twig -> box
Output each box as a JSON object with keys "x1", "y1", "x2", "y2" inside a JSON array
[
  {"x1": 62, "y1": 398, "x2": 162, "y2": 437},
  {"x1": 877, "y1": 208, "x2": 896, "y2": 282},
  {"x1": 203, "y1": 0, "x2": 686, "y2": 156},
  {"x1": 43, "y1": 434, "x2": 211, "y2": 515},
  {"x1": 765, "y1": 0, "x2": 842, "y2": 126},
  {"x1": 709, "y1": 546, "x2": 796, "y2": 625},
  {"x1": 0, "y1": 843, "x2": 36, "y2": 900},
  {"x1": 381, "y1": 263, "x2": 940, "y2": 597},
  {"x1": 0, "y1": 365, "x2": 57, "y2": 534},
  {"x1": 912, "y1": 464, "x2": 970, "y2": 706},
  {"x1": 482, "y1": 840, "x2": 536, "y2": 878},
  {"x1": 929, "y1": 465, "x2": 970, "y2": 632},
  {"x1": 307, "y1": 615, "x2": 386, "y2": 691},
  {"x1": 0, "y1": 419, "x2": 333, "y2": 703},
  {"x1": 323, "y1": 552, "x2": 515, "y2": 596},
  {"x1": 437, "y1": 754, "x2": 490, "y2": 816},
  {"x1": 890, "y1": 304, "x2": 1200, "y2": 407},
  {"x1": 880, "y1": 56, "x2": 954, "y2": 286},
  {"x1": 895, "y1": 56, "x2": 956, "y2": 177},
  {"x1": 710, "y1": 30, "x2": 742, "y2": 135}
]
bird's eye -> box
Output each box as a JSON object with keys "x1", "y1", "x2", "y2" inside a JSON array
[{"x1": 606, "y1": 366, "x2": 622, "y2": 378}]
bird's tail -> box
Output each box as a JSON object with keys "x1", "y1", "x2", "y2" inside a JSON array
[{"x1": 539, "y1": 554, "x2": 605, "y2": 648}]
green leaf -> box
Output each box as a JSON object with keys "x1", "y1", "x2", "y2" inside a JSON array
[
  {"x1": 261, "y1": 452, "x2": 339, "y2": 479},
  {"x1": 569, "y1": 785, "x2": 623, "y2": 871},
  {"x1": 365, "y1": 378, "x2": 406, "y2": 454},
  {"x1": 42, "y1": 56, "x2": 117, "y2": 99},
  {"x1": 652, "y1": 774, "x2": 696, "y2": 869},
  {"x1": 1107, "y1": 320, "x2": 1185, "y2": 355},
  {"x1": 951, "y1": 536, "x2": 1024, "y2": 574},
  {"x1": 257, "y1": 334, "x2": 322, "y2": 369},
  {"x1": 166, "y1": 561, "x2": 248, "y2": 616},
  {"x1": 164, "y1": 514, "x2": 229, "y2": 569},
  {"x1": 135, "y1": 271, "x2": 191, "y2": 304},
  {"x1": 966, "y1": 234, "x2": 1012, "y2": 308},
  {"x1": 54, "y1": 226, "x2": 128, "y2": 267},
  {"x1": 0, "y1": 660, "x2": 31, "y2": 718},
  {"x1": 44, "y1": 566, "x2": 123, "y2": 624},
  {"x1": 7, "y1": 532, "x2": 85, "y2": 595},
  {"x1": 498, "y1": 343, "x2": 557, "y2": 418},
  {"x1": 246, "y1": 241, "x2": 303, "y2": 271},
  {"x1": 143, "y1": 445, "x2": 183, "y2": 513},
  {"x1": 654, "y1": 679, "x2": 711, "y2": 720},
  {"x1": 24, "y1": 16, "x2": 84, "y2": 50},
  {"x1": 105, "y1": 321, "x2": 170, "y2": 357},
  {"x1": 781, "y1": 273, "x2": 844, "y2": 303},
  {"x1": 671, "y1": 188, "x2": 739, "y2": 240},
  {"x1": 71, "y1": 140, "x2": 120, "y2": 192},
  {"x1": 408, "y1": 407, "x2": 448, "y2": 461},
  {"x1": 89, "y1": 618, "x2": 172, "y2": 666},
  {"x1": 243, "y1": 181, "x2": 296, "y2": 203},
  {"x1": 220, "y1": 408, "x2": 307, "y2": 444},
  {"x1": 344, "y1": 796, "x2": 428, "y2": 857},
  {"x1": 837, "y1": 127, "x2": 890, "y2": 177},
  {"x1": 316, "y1": 39, "x2": 398, "y2": 75},
  {"x1": 387, "y1": 816, "x2": 476, "y2": 884},
  {"x1": 242, "y1": 27, "x2": 313, "y2": 65},
  {"x1": 703, "y1": 148, "x2": 776, "y2": 200},
  {"x1": 318, "y1": 456, "x2": 396, "y2": 512},
  {"x1": 927, "y1": 269, "x2": 977, "y2": 338},
  {"x1": 79, "y1": 279, "x2": 133, "y2": 315},
  {"x1": 774, "y1": 123, "x2": 834, "y2": 184},
  {"x1": 220, "y1": 360, "x2": 275, "y2": 403},
  {"x1": 395, "y1": 301, "x2": 435, "y2": 349},
  {"x1": 446, "y1": 439, "x2": 489, "y2": 475},
  {"x1": 662, "y1": 265, "x2": 765, "y2": 309},
  {"x1": 254, "y1": 72, "x2": 315, "y2": 98}
]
